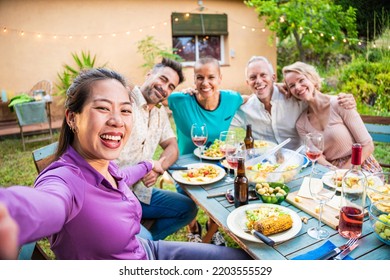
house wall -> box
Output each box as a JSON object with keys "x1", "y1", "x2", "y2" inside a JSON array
[{"x1": 0, "y1": 0, "x2": 276, "y2": 118}]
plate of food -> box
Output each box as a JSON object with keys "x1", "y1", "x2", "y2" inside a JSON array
[
  {"x1": 322, "y1": 169, "x2": 379, "y2": 193},
  {"x1": 171, "y1": 163, "x2": 226, "y2": 185},
  {"x1": 254, "y1": 140, "x2": 277, "y2": 149},
  {"x1": 226, "y1": 203, "x2": 302, "y2": 243},
  {"x1": 194, "y1": 139, "x2": 225, "y2": 160}
]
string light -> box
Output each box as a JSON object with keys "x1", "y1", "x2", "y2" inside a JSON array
[{"x1": 0, "y1": 12, "x2": 385, "y2": 48}]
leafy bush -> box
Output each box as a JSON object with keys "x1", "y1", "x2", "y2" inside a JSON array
[
  {"x1": 336, "y1": 53, "x2": 390, "y2": 113},
  {"x1": 55, "y1": 51, "x2": 107, "y2": 99}
]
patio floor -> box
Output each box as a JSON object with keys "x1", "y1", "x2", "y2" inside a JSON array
[{"x1": 0, "y1": 119, "x2": 62, "y2": 138}]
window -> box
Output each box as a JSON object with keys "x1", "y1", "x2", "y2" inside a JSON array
[{"x1": 171, "y1": 13, "x2": 228, "y2": 64}]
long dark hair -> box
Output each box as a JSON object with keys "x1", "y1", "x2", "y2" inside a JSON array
[{"x1": 55, "y1": 68, "x2": 129, "y2": 159}]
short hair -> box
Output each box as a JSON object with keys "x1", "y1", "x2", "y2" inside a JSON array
[
  {"x1": 245, "y1": 56, "x2": 275, "y2": 77},
  {"x1": 282, "y1": 61, "x2": 322, "y2": 90},
  {"x1": 57, "y1": 68, "x2": 129, "y2": 158},
  {"x1": 194, "y1": 56, "x2": 220, "y2": 73},
  {"x1": 152, "y1": 57, "x2": 185, "y2": 84}
]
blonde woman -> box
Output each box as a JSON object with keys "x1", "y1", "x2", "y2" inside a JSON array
[{"x1": 282, "y1": 61, "x2": 381, "y2": 172}]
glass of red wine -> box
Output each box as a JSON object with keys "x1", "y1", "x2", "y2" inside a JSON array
[
  {"x1": 191, "y1": 123, "x2": 208, "y2": 163},
  {"x1": 226, "y1": 149, "x2": 245, "y2": 177},
  {"x1": 305, "y1": 132, "x2": 329, "y2": 240},
  {"x1": 219, "y1": 131, "x2": 237, "y2": 175},
  {"x1": 305, "y1": 132, "x2": 324, "y2": 175}
]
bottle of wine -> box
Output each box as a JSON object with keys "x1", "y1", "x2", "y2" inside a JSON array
[
  {"x1": 244, "y1": 124, "x2": 254, "y2": 149},
  {"x1": 338, "y1": 143, "x2": 366, "y2": 239},
  {"x1": 234, "y1": 158, "x2": 248, "y2": 208}
]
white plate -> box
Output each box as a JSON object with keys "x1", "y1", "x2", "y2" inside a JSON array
[
  {"x1": 226, "y1": 204, "x2": 302, "y2": 243},
  {"x1": 322, "y1": 169, "x2": 382, "y2": 193},
  {"x1": 171, "y1": 163, "x2": 226, "y2": 185},
  {"x1": 193, "y1": 148, "x2": 225, "y2": 160}
]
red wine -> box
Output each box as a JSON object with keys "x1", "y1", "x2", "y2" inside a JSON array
[
  {"x1": 227, "y1": 157, "x2": 238, "y2": 169},
  {"x1": 306, "y1": 151, "x2": 321, "y2": 161},
  {"x1": 338, "y1": 206, "x2": 363, "y2": 238},
  {"x1": 192, "y1": 137, "x2": 207, "y2": 147}
]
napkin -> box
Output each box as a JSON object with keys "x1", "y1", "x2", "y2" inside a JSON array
[
  {"x1": 292, "y1": 240, "x2": 353, "y2": 260},
  {"x1": 297, "y1": 177, "x2": 323, "y2": 198}
]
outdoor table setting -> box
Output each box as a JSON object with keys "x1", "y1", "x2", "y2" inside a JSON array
[{"x1": 168, "y1": 132, "x2": 390, "y2": 260}]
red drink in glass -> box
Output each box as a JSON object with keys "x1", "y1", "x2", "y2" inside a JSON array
[
  {"x1": 338, "y1": 206, "x2": 364, "y2": 238},
  {"x1": 227, "y1": 157, "x2": 238, "y2": 169},
  {"x1": 192, "y1": 136, "x2": 207, "y2": 147},
  {"x1": 306, "y1": 151, "x2": 321, "y2": 161}
]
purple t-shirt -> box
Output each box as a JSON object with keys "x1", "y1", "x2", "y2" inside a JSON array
[{"x1": 0, "y1": 146, "x2": 152, "y2": 260}]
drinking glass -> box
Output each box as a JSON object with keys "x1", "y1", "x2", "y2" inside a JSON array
[
  {"x1": 305, "y1": 133, "x2": 324, "y2": 175},
  {"x1": 307, "y1": 171, "x2": 338, "y2": 240},
  {"x1": 226, "y1": 149, "x2": 246, "y2": 177},
  {"x1": 191, "y1": 123, "x2": 208, "y2": 163},
  {"x1": 219, "y1": 131, "x2": 237, "y2": 174}
]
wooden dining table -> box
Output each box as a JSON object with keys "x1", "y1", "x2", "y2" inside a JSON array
[{"x1": 168, "y1": 153, "x2": 390, "y2": 260}]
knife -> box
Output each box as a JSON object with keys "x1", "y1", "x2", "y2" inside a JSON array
[
  {"x1": 333, "y1": 243, "x2": 359, "y2": 260},
  {"x1": 244, "y1": 228, "x2": 275, "y2": 247},
  {"x1": 315, "y1": 242, "x2": 352, "y2": 260},
  {"x1": 168, "y1": 166, "x2": 189, "y2": 170}
]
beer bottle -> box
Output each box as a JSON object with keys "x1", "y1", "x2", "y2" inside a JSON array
[
  {"x1": 244, "y1": 124, "x2": 254, "y2": 149},
  {"x1": 234, "y1": 158, "x2": 248, "y2": 208}
]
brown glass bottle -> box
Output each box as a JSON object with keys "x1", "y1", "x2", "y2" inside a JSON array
[
  {"x1": 244, "y1": 124, "x2": 254, "y2": 149},
  {"x1": 234, "y1": 158, "x2": 249, "y2": 208}
]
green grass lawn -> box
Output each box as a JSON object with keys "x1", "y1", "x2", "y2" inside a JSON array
[{"x1": 1, "y1": 118, "x2": 388, "y2": 258}]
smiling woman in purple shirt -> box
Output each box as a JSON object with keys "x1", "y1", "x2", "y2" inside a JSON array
[{"x1": 0, "y1": 68, "x2": 251, "y2": 260}]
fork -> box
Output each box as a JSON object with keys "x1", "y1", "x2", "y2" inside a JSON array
[
  {"x1": 333, "y1": 238, "x2": 359, "y2": 260},
  {"x1": 316, "y1": 237, "x2": 358, "y2": 260},
  {"x1": 344, "y1": 237, "x2": 359, "y2": 248}
]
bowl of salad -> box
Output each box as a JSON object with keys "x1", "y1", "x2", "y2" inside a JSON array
[{"x1": 245, "y1": 148, "x2": 306, "y2": 184}]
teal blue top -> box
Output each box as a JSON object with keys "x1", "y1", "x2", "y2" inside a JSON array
[{"x1": 168, "y1": 90, "x2": 243, "y2": 155}]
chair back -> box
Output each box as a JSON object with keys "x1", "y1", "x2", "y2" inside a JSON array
[
  {"x1": 28, "y1": 80, "x2": 53, "y2": 97},
  {"x1": 32, "y1": 141, "x2": 58, "y2": 173},
  {"x1": 18, "y1": 142, "x2": 60, "y2": 260}
]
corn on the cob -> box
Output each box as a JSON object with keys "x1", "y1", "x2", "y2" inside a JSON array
[{"x1": 253, "y1": 214, "x2": 293, "y2": 236}]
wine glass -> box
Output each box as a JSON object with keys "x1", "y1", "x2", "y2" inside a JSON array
[
  {"x1": 191, "y1": 123, "x2": 208, "y2": 163},
  {"x1": 307, "y1": 171, "x2": 338, "y2": 240},
  {"x1": 219, "y1": 131, "x2": 237, "y2": 175},
  {"x1": 226, "y1": 149, "x2": 246, "y2": 177},
  {"x1": 305, "y1": 133, "x2": 324, "y2": 175}
]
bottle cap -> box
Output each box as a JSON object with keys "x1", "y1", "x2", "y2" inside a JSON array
[{"x1": 351, "y1": 143, "x2": 362, "y2": 165}]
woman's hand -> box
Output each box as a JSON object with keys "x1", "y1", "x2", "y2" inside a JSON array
[{"x1": 0, "y1": 204, "x2": 18, "y2": 260}]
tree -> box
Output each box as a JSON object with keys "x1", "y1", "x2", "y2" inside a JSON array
[
  {"x1": 245, "y1": 0, "x2": 358, "y2": 61},
  {"x1": 335, "y1": 0, "x2": 390, "y2": 40}
]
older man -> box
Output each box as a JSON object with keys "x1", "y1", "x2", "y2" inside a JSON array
[
  {"x1": 230, "y1": 56, "x2": 355, "y2": 150},
  {"x1": 117, "y1": 58, "x2": 197, "y2": 241}
]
